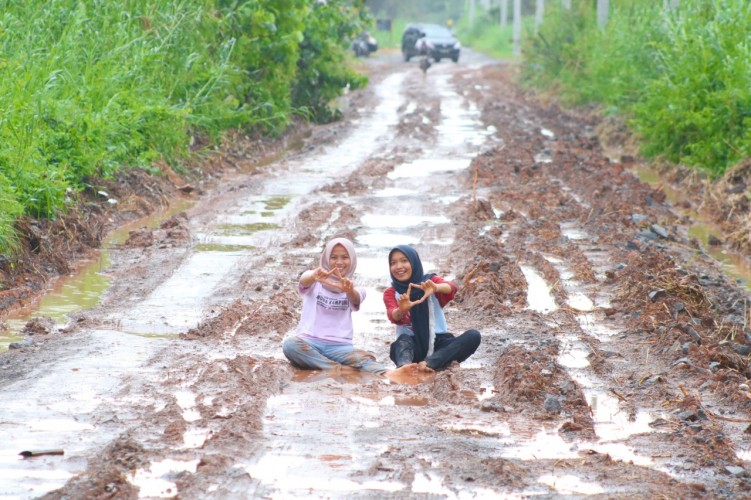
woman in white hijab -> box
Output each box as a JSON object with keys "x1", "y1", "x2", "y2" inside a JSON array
[{"x1": 282, "y1": 237, "x2": 391, "y2": 374}]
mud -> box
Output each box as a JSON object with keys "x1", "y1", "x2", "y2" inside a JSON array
[{"x1": 2, "y1": 49, "x2": 751, "y2": 498}]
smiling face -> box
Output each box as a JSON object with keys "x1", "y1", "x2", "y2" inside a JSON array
[
  {"x1": 329, "y1": 244, "x2": 351, "y2": 275},
  {"x1": 389, "y1": 250, "x2": 413, "y2": 282}
]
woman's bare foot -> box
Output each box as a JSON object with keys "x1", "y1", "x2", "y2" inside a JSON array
[
  {"x1": 415, "y1": 361, "x2": 434, "y2": 373},
  {"x1": 384, "y1": 363, "x2": 435, "y2": 384}
]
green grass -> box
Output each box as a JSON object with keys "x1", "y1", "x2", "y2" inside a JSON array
[
  {"x1": 520, "y1": 0, "x2": 751, "y2": 176},
  {"x1": 0, "y1": 0, "x2": 368, "y2": 258}
]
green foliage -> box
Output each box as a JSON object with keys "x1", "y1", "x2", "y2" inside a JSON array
[
  {"x1": 0, "y1": 172, "x2": 23, "y2": 256},
  {"x1": 455, "y1": 10, "x2": 528, "y2": 60},
  {"x1": 0, "y1": 0, "x2": 367, "y2": 256},
  {"x1": 292, "y1": 0, "x2": 369, "y2": 123},
  {"x1": 219, "y1": 0, "x2": 308, "y2": 133},
  {"x1": 520, "y1": 0, "x2": 751, "y2": 176},
  {"x1": 632, "y1": 0, "x2": 751, "y2": 173}
]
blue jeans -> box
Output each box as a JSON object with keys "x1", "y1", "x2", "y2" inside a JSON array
[{"x1": 282, "y1": 336, "x2": 388, "y2": 375}]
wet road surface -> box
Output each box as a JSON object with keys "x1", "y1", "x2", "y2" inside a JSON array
[{"x1": 2, "y1": 48, "x2": 751, "y2": 498}]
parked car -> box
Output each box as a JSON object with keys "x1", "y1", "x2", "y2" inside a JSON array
[{"x1": 401, "y1": 23, "x2": 460, "y2": 63}]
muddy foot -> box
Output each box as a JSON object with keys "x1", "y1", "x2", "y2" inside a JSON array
[{"x1": 384, "y1": 363, "x2": 435, "y2": 384}]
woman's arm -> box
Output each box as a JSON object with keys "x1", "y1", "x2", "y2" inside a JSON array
[
  {"x1": 299, "y1": 269, "x2": 318, "y2": 288},
  {"x1": 431, "y1": 276, "x2": 457, "y2": 307},
  {"x1": 383, "y1": 288, "x2": 411, "y2": 324}
]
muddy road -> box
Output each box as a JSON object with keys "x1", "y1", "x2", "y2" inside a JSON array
[{"x1": 3, "y1": 48, "x2": 751, "y2": 498}]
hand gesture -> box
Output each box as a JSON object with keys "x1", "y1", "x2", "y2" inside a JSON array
[
  {"x1": 338, "y1": 276, "x2": 355, "y2": 294},
  {"x1": 396, "y1": 280, "x2": 436, "y2": 312},
  {"x1": 415, "y1": 279, "x2": 437, "y2": 300},
  {"x1": 313, "y1": 267, "x2": 345, "y2": 291}
]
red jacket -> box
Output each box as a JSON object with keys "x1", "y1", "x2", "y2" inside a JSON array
[{"x1": 383, "y1": 276, "x2": 457, "y2": 325}]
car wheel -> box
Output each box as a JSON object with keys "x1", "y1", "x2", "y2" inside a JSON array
[
  {"x1": 434, "y1": 56, "x2": 441, "y2": 63},
  {"x1": 403, "y1": 51, "x2": 411, "y2": 62},
  {"x1": 451, "y1": 54, "x2": 459, "y2": 63}
]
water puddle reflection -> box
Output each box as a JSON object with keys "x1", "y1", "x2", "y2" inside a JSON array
[
  {"x1": 539, "y1": 474, "x2": 604, "y2": 495},
  {"x1": 435, "y1": 74, "x2": 493, "y2": 150},
  {"x1": 633, "y1": 164, "x2": 751, "y2": 292},
  {"x1": 559, "y1": 221, "x2": 589, "y2": 241},
  {"x1": 1, "y1": 201, "x2": 196, "y2": 351},
  {"x1": 519, "y1": 265, "x2": 558, "y2": 313},
  {"x1": 388, "y1": 158, "x2": 471, "y2": 179},
  {"x1": 129, "y1": 459, "x2": 199, "y2": 498},
  {"x1": 2, "y1": 252, "x2": 112, "y2": 350},
  {"x1": 361, "y1": 214, "x2": 451, "y2": 228}
]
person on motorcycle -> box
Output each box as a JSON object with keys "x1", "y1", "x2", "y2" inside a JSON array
[{"x1": 415, "y1": 33, "x2": 429, "y2": 57}]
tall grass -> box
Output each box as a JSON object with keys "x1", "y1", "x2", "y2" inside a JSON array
[
  {"x1": 0, "y1": 0, "x2": 367, "y2": 257},
  {"x1": 633, "y1": 1, "x2": 751, "y2": 170},
  {"x1": 520, "y1": 0, "x2": 751, "y2": 176}
]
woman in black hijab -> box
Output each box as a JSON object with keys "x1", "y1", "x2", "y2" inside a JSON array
[{"x1": 383, "y1": 245, "x2": 481, "y2": 370}]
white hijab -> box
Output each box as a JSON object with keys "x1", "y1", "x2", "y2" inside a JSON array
[{"x1": 319, "y1": 237, "x2": 357, "y2": 292}]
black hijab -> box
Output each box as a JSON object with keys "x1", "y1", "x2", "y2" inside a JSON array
[{"x1": 389, "y1": 245, "x2": 435, "y2": 362}]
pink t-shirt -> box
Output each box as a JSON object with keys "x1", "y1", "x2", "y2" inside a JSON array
[{"x1": 296, "y1": 281, "x2": 365, "y2": 344}]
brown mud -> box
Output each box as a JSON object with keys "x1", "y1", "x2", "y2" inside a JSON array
[{"x1": 2, "y1": 49, "x2": 751, "y2": 498}]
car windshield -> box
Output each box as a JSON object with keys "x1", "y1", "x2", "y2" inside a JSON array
[{"x1": 422, "y1": 25, "x2": 453, "y2": 38}]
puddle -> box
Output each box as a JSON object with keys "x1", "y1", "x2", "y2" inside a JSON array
[
  {"x1": 387, "y1": 158, "x2": 471, "y2": 179},
  {"x1": 129, "y1": 459, "x2": 199, "y2": 498},
  {"x1": 215, "y1": 222, "x2": 280, "y2": 234},
  {"x1": 519, "y1": 265, "x2": 558, "y2": 313},
  {"x1": 1, "y1": 252, "x2": 112, "y2": 352},
  {"x1": 361, "y1": 214, "x2": 451, "y2": 228},
  {"x1": 112, "y1": 251, "x2": 248, "y2": 335},
  {"x1": 500, "y1": 421, "x2": 655, "y2": 468},
  {"x1": 261, "y1": 73, "x2": 406, "y2": 197},
  {"x1": 106, "y1": 199, "x2": 195, "y2": 247},
  {"x1": 567, "y1": 291, "x2": 594, "y2": 311},
  {"x1": 5, "y1": 253, "x2": 111, "y2": 326},
  {"x1": 633, "y1": 163, "x2": 751, "y2": 292},
  {"x1": 0, "y1": 330, "x2": 160, "y2": 497},
  {"x1": 193, "y1": 243, "x2": 256, "y2": 252},
  {"x1": 1, "y1": 201, "x2": 198, "y2": 352},
  {"x1": 434, "y1": 74, "x2": 493, "y2": 150},
  {"x1": 538, "y1": 474, "x2": 604, "y2": 495},
  {"x1": 243, "y1": 391, "x2": 407, "y2": 495},
  {"x1": 559, "y1": 221, "x2": 589, "y2": 241},
  {"x1": 540, "y1": 128, "x2": 555, "y2": 138},
  {"x1": 412, "y1": 471, "x2": 455, "y2": 496},
  {"x1": 174, "y1": 389, "x2": 201, "y2": 422}
]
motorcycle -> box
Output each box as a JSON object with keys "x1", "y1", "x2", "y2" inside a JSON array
[{"x1": 352, "y1": 31, "x2": 378, "y2": 58}]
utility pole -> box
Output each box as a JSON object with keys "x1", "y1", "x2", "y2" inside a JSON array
[
  {"x1": 469, "y1": 0, "x2": 476, "y2": 28},
  {"x1": 535, "y1": 0, "x2": 545, "y2": 33},
  {"x1": 513, "y1": 0, "x2": 521, "y2": 55},
  {"x1": 500, "y1": 0, "x2": 508, "y2": 28},
  {"x1": 562, "y1": 0, "x2": 571, "y2": 8},
  {"x1": 597, "y1": 0, "x2": 609, "y2": 28}
]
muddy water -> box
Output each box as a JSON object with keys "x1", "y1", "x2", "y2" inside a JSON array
[
  {"x1": 0, "y1": 59, "x2": 488, "y2": 497},
  {"x1": 633, "y1": 164, "x2": 751, "y2": 291},
  {"x1": 237, "y1": 62, "x2": 503, "y2": 498},
  {"x1": 0, "y1": 200, "x2": 195, "y2": 350}
]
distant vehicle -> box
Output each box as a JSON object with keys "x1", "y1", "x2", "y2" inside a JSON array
[
  {"x1": 352, "y1": 31, "x2": 378, "y2": 58},
  {"x1": 401, "y1": 23, "x2": 460, "y2": 63}
]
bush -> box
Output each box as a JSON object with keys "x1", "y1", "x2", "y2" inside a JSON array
[
  {"x1": 0, "y1": 0, "x2": 366, "y2": 257},
  {"x1": 520, "y1": 0, "x2": 751, "y2": 176},
  {"x1": 292, "y1": 0, "x2": 369, "y2": 123}
]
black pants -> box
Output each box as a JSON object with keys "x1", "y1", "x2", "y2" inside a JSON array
[{"x1": 389, "y1": 330, "x2": 481, "y2": 371}]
